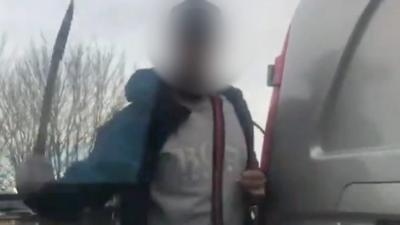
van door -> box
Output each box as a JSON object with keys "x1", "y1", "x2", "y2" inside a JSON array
[{"x1": 266, "y1": 0, "x2": 400, "y2": 224}]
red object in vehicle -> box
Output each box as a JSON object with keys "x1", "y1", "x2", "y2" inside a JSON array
[{"x1": 261, "y1": 29, "x2": 290, "y2": 173}]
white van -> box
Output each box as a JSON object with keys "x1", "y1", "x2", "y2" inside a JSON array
[{"x1": 262, "y1": 0, "x2": 400, "y2": 224}]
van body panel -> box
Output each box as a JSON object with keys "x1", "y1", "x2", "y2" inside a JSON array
[{"x1": 268, "y1": 0, "x2": 400, "y2": 223}]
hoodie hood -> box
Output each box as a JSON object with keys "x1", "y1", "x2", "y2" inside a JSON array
[{"x1": 125, "y1": 69, "x2": 162, "y2": 103}]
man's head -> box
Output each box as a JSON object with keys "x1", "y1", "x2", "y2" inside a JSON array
[{"x1": 156, "y1": 0, "x2": 223, "y2": 94}]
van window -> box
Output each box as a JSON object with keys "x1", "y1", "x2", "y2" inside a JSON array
[{"x1": 321, "y1": 1, "x2": 400, "y2": 152}]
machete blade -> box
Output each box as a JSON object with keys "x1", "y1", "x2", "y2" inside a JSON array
[{"x1": 33, "y1": 0, "x2": 74, "y2": 155}]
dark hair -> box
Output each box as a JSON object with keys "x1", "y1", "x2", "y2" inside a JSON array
[{"x1": 170, "y1": 0, "x2": 221, "y2": 45}]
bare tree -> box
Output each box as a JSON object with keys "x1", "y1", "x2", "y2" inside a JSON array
[
  {"x1": 0, "y1": 35, "x2": 7, "y2": 153},
  {"x1": 0, "y1": 40, "x2": 127, "y2": 191},
  {"x1": 0, "y1": 35, "x2": 16, "y2": 192}
]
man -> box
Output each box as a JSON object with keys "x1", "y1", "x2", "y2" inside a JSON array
[{"x1": 16, "y1": 1, "x2": 266, "y2": 225}]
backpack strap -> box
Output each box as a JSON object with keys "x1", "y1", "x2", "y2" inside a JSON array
[
  {"x1": 222, "y1": 88, "x2": 258, "y2": 169},
  {"x1": 211, "y1": 96, "x2": 225, "y2": 225},
  {"x1": 222, "y1": 88, "x2": 261, "y2": 225}
]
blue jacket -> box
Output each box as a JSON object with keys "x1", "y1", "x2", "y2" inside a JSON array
[{"x1": 25, "y1": 69, "x2": 258, "y2": 224}]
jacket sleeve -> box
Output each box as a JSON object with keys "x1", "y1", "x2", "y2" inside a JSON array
[
  {"x1": 24, "y1": 104, "x2": 149, "y2": 220},
  {"x1": 23, "y1": 126, "x2": 116, "y2": 220}
]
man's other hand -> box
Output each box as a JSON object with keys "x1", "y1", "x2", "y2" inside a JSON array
[{"x1": 239, "y1": 170, "x2": 266, "y2": 202}]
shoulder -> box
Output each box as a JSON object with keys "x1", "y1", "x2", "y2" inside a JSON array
[
  {"x1": 125, "y1": 68, "x2": 162, "y2": 103},
  {"x1": 101, "y1": 105, "x2": 134, "y2": 126},
  {"x1": 221, "y1": 86, "x2": 253, "y2": 123},
  {"x1": 222, "y1": 86, "x2": 247, "y2": 107},
  {"x1": 96, "y1": 103, "x2": 151, "y2": 139}
]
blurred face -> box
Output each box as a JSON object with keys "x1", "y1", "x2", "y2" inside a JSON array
[
  {"x1": 170, "y1": 18, "x2": 218, "y2": 94},
  {"x1": 152, "y1": 25, "x2": 218, "y2": 95},
  {"x1": 175, "y1": 39, "x2": 210, "y2": 82},
  {"x1": 153, "y1": 1, "x2": 223, "y2": 95}
]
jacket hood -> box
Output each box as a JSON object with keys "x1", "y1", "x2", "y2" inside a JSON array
[{"x1": 125, "y1": 69, "x2": 162, "y2": 103}]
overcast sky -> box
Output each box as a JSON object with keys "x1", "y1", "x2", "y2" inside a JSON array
[{"x1": 0, "y1": 0, "x2": 299, "y2": 158}]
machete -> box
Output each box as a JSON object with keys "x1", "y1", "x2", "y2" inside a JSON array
[{"x1": 33, "y1": 0, "x2": 74, "y2": 155}]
